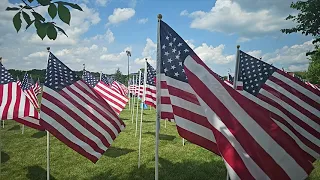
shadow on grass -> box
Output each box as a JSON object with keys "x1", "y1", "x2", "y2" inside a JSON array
[
  {"x1": 90, "y1": 169, "x2": 122, "y2": 180},
  {"x1": 31, "y1": 131, "x2": 46, "y2": 139},
  {"x1": 8, "y1": 125, "x2": 20, "y2": 131},
  {"x1": 103, "y1": 147, "x2": 135, "y2": 158},
  {"x1": 26, "y1": 165, "x2": 56, "y2": 180},
  {"x1": 1, "y1": 151, "x2": 10, "y2": 163},
  {"x1": 91, "y1": 157, "x2": 226, "y2": 180},
  {"x1": 142, "y1": 120, "x2": 154, "y2": 123},
  {"x1": 121, "y1": 118, "x2": 130, "y2": 121},
  {"x1": 144, "y1": 132, "x2": 175, "y2": 141}
]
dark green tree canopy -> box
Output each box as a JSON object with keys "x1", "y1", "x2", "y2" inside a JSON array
[
  {"x1": 307, "y1": 49, "x2": 320, "y2": 84},
  {"x1": 6, "y1": 0, "x2": 83, "y2": 40},
  {"x1": 281, "y1": 0, "x2": 320, "y2": 55}
]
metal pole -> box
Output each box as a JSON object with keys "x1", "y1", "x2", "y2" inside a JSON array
[
  {"x1": 2, "y1": 120, "x2": 4, "y2": 128},
  {"x1": 47, "y1": 131, "x2": 50, "y2": 180},
  {"x1": 183, "y1": 138, "x2": 185, "y2": 146},
  {"x1": 233, "y1": 45, "x2": 240, "y2": 89},
  {"x1": 21, "y1": 125, "x2": 24, "y2": 134},
  {"x1": 135, "y1": 71, "x2": 141, "y2": 137},
  {"x1": 126, "y1": 51, "x2": 131, "y2": 110},
  {"x1": 164, "y1": 120, "x2": 166, "y2": 128},
  {"x1": 155, "y1": 14, "x2": 162, "y2": 180},
  {"x1": 138, "y1": 58, "x2": 148, "y2": 168}
]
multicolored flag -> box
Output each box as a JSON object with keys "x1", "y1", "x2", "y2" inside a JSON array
[{"x1": 40, "y1": 53, "x2": 125, "y2": 162}]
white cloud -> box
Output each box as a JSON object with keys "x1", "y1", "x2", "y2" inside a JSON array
[
  {"x1": 96, "y1": 0, "x2": 109, "y2": 6},
  {"x1": 286, "y1": 64, "x2": 309, "y2": 72},
  {"x1": 194, "y1": 44, "x2": 235, "y2": 64},
  {"x1": 142, "y1": 38, "x2": 156, "y2": 57},
  {"x1": 23, "y1": 51, "x2": 48, "y2": 60},
  {"x1": 246, "y1": 50, "x2": 262, "y2": 59},
  {"x1": 186, "y1": 0, "x2": 294, "y2": 39},
  {"x1": 263, "y1": 40, "x2": 313, "y2": 65},
  {"x1": 185, "y1": 40, "x2": 195, "y2": 49},
  {"x1": 108, "y1": 8, "x2": 135, "y2": 24},
  {"x1": 138, "y1": 18, "x2": 148, "y2": 24},
  {"x1": 237, "y1": 37, "x2": 251, "y2": 43},
  {"x1": 180, "y1": 10, "x2": 189, "y2": 16},
  {"x1": 91, "y1": 29, "x2": 115, "y2": 43}
]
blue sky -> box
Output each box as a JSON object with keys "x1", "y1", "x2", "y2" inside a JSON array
[{"x1": 0, "y1": 0, "x2": 314, "y2": 76}]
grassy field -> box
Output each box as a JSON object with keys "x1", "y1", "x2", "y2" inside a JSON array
[{"x1": 1, "y1": 102, "x2": 319, "y2": 179}]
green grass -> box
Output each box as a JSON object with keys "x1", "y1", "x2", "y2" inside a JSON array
[{"x1": 1, "y1": 103, "x2": 319, "y2": 180}]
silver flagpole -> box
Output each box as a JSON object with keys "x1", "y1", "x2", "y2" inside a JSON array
[
  {"x1": 164, "y1": 120, "x2": 166, "y2": 128},
  {"x1": 155, "y1": 14, "x2": 162, "y2": 180},
  {"x1": 2, "y1": 120, "x2": 4, "y2": 128},
  {"x1": 138, "y1": 58, "x2": 148, "y2": 168},
  {"x1": 135, "y1": 70, "x2": 141, "y2": 137},
  {"x1": 225, "y1": 45, "x2": 240, "y2": 180},
  {"x1": 233, "y1": 45, "x2": 241, "y2": 89},
  {"x1": 46, "y1": 47, "x2": 51, "y2": 180},
  {"x1": 100, "y1": 71, "x2": 102, "y2": 81},
  {"x1": 47, "y1": 131, "x2": 50, "y2": 180}
]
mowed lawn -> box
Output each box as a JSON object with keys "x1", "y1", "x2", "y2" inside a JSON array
[{"x1": 1, "y1": 99, "x2": 319, "y2": 179}]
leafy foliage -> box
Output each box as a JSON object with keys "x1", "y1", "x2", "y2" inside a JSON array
[
  {"x1": 307, "y1": 49, "x2": 320, "y2": 84},
  {"x1": 281, "y1": 0, "x2": 320, "y2": 55},
  {"x1": 6, "y1": 0, "x2": 83, "y2": 40}
]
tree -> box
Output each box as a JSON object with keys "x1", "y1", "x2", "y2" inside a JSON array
[
  {"x1": 114, "y1": 68, "x2": 126, "y2": 84},
  {"x1": 6, "y1": 0, "x2": 83, "y2": 40},
  {"x1": 307, "y1": 49, "x2": 320, "y2": 84},
  {"x1": 281, "y1": 0, "x2": 320, "y2": 55}
]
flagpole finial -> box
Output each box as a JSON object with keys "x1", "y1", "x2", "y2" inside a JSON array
[
  {"x1": 47, "y1": 47, "x2": 50, "y2": 52},
  {"x1": 237, "y1": 45, "x2": 240, "y2": 49},
  {"x1": 157, "y1": 14, "x2": 162, "y2": 20},
  {"x1": 145, "y1": 58, "x2": 147, "y2": 62}
]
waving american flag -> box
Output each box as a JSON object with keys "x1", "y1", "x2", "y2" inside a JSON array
[
  {"x1": 158, "y1": 20, "x2": 313, "y2": 179},
  {"x1": 40, "y1": 53, "x2": 125, "y2": 162}
]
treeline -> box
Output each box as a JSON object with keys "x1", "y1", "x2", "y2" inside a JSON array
[{"x1": 8, "y1": 67, "x2": 129, "y2": 85}]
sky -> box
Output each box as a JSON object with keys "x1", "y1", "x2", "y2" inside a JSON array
[{"x1": 0, "y1": 0, "x2": 314, "y2": 76}]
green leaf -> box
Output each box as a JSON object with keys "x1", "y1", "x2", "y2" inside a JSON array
[
  {"x1": 36, "y1": 23, "x2": 48, "y2": 40},
  {"x1": 47, "y1": 24, "x2": 57, "y2": 40},
  {"x1": 67, "y1": 3, "x2": 83, "y2": 11},
  {"x1": 22, "y1": 11, "x2": 32, "y2": 25},
  {"x1": 55, "y1": 25, "x2": 68, "y2": 37},
  {"x1": 13, "y1": 12, "x2": 22, "y2": 32},
  {"x1": 55, "y1": 1, "x2": 82, "y2": 11},
  {"x1": 38, "y1": 0, "x2": 51, "y2": 6},
  {"x1": 26, "y1": 20, "x2": 35, "y2": 30},
  {"x1": 6, "y1": 7, "x2": 20, "y2": 11},
  {"x1": 48, "y1": 4, "x2": 57, "y2": 19},
  {"x1": 58, "y1": 3, "x2": 71, "y2": 25},
  {"x1": 27, "y1": 0, "x2": 34, "y2": 2},
  {"x1": 32, "y1": 12, "x2": 45, "y2": 22},
  {"x1": 34, "y1": 20, "x2": 41, "y2": 29}
]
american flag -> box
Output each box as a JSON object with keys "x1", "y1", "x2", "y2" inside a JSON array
[
  {"x1": 145, "y1": 62, "x2": 156, "y2": 108},
  {"x1": 136, "y1": 71, "x2": 144, "y2": 98},
  {"x1": 159, "y1": 20, "x2": 314, "y2": 179},
  {"x1": 40, "y1": 53, "x2": 125, "y2": 163},
  {"x1": 111, "y1": 81, "x2": 127, "y2": 96},
  {"x1": 17, "y1": 76, "x2": 21, "y2": 86},
  {"x1": 20, "y1": 73, "x2": 40, "y2": 109},
  {"x1": 236, "y1": 51, "x2": 320, "y2": 161},
  {"x1": 305, "y1": 81, "x2": 320, "y2": 91},
  {"x1": 33, "y1": 78, "x2": 42, "y2": 96},
  {"x1": 101, "y1": 74, "x2": 114, "y2": 86},
  {"x1": 83, "y1": 70, "x2": 128, "y2": 115},
  {"x1": 0, "y1": 63, "x2": 42, "y2": 130}
]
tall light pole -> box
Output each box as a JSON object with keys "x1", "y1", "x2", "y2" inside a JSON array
[
  {"x1": 126, "y1": 50, "x2": 131, "y2": 110},
  {"x1": 126, "y1": 50, "x2": 131, "y2": 87}
]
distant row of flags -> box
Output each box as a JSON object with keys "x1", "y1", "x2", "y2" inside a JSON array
[{"x1": 1, "y1": 17, "x2": 319, "y2": 180}]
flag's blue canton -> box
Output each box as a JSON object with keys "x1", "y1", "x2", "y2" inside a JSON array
[
  {"x1": 146, "y1": 62, "x2": 156, "y2": 86},
  {"x1": 44, "y1": 53, "x2": 80, "y2": 91},
  {"x1": 0, "y1": 63, "x2": 14, "y2": 84},
  {"x1": 139, "y1": 72, "x2": 144, "y2": 85},
  {"x1": 83, "y1": 70, "x2": 99, "y2": 88},
  {"x1": 237, "y1": 51, "x2": 276, "y2": 95},
  {"x1": 160, "y1": 21, "x2": 194, "y2": 83},
  {"x1": 21, "y1": 73, "x2": 33, "y2": 90},
  {"x1": 101, "y1": 74, "x2": 114, "y2": 85}
]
